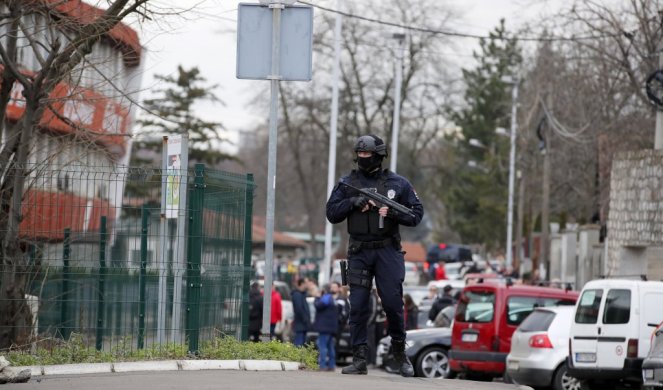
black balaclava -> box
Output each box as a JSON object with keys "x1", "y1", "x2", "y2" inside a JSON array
[{"x1": 357, "y1": 153, "x2": 383, "y2": 174}]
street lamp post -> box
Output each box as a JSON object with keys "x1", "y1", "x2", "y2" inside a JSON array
[
  {"x1": 389, "y1": 33, "x2": 406, "y2": 173},
  {"x1": 505, "y1": 81, "x2": 519, "y2": 270}
]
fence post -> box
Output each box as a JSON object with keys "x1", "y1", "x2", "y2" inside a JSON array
[
  {"x1": 138, "y1": 205, "x2": 149, "y2": 349},
  {"x1": 186, "y1": 164, "x2": 205, "y2": 353},
  {"x1": 60, "y1": 228, "x2": 71, "y2": 341},
  {"x1": 240, "y1": 174, "x2": 254, "y2": 341},
  {"x1": 96, "y1": 216, "x2": 107, "y2": 351}
]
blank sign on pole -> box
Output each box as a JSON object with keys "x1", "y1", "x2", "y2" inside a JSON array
[{"x1": 236, "y1": 3, "x2": 313, "y2": 81}]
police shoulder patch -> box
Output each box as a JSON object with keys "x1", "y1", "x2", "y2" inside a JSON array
[{"x1": 387, "y1": 189, "x2": 396, "y2": 199}]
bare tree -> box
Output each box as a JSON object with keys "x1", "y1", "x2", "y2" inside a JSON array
[{"x1": 0, "y1": 0, "x2": 155, "y2": 350}]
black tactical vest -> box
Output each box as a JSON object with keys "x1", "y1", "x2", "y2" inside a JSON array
[{"x1": 346, "y1": 170, "x2": 398, "y2": 238}]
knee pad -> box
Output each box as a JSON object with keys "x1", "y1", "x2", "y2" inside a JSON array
[{"x1": 347, "y1": 268, "x2": 373, "y2": 288}]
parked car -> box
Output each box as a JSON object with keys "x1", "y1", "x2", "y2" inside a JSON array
[
  {"x1": 449, "y1": 280, "x2": 578, "y2": 380},
  {"x1": 403, "y1": 261, "x2": 420, "y2": 286},
  {"x1": 507, "y1": 306, "x2": 581, "y2": 390},
  {"x1": 427, "y1": 243, "x2": 472, "y2": 263},
  {"x1": 377, "y1": 326, "x2": 454, "y2": 378},
  {"x1": 304, "y1": 296, "x2": 352, "y2": 361},
  {"x1": 444, "y1": 262, "x2": 466, "y2": 281},
  {"x1": 568, "y1": 279, "x2": 663, "y2": 389},
  {"x1": 643, "y1": 322, "x2": 663, "y2": 390}
]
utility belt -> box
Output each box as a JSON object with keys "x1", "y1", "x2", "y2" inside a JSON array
[{"x1": 348, "y1": 237, "x2": 395, "y2": 254}]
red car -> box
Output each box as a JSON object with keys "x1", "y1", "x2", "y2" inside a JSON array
[{"x1": 449, "y1": 279, "x2": 579, "y2": 380}]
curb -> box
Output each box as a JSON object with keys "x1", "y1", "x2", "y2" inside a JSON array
[{"x1": 16, "y1": 360, "x2": 302, "y2": 377}]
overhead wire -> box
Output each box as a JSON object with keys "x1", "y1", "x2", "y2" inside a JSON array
[{"x1": 298, "y1": 0, "x2": 620, "y2": 42}]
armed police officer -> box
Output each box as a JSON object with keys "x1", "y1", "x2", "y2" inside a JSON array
[{"x1": 326, "y1": 134, "x2": 424, "y2": 377}]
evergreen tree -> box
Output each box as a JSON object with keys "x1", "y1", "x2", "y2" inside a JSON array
[
  {"x1": 439, "y1": 20, "x2": 522, "y2": 249},
  {"x1": 132, "y1": 65, "x2": 233, "y2": 166}
]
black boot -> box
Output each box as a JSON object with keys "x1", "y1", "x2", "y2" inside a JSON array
[
  {"x1": 341, "y1": 345, "x2": 368, "y2": 375},
  {"x1": 391, "y1": 339, "x2": 414, "y2": 377}
]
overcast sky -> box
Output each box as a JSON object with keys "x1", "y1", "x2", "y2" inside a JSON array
[{"x1": 132, "y1": 0, "x2": 566, "y2": 152}]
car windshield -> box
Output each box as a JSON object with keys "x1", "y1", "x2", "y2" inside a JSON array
[{"x1": 455, "y1": 289, "x2": 495, "y2": 323}]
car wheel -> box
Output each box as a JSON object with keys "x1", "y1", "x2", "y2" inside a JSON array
[
  {"x1": 553, "y1": 362, "x2": 583, "y2": 390},
  {"x1": 414, "y1": 346, "x2": 452, "y2": 378}
]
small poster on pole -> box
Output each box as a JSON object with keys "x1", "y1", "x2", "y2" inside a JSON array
[{"x1": 165, "y1": 135, "x2": 183, "y2": 219}]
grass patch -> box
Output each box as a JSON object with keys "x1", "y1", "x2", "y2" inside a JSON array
[{"x1": 4, "y1": 334, "x2": 318, "y2": 370}]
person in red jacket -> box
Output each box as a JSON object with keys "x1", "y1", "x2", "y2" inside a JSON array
[
  {"x1": 270, "y1": 288, "x2": 283, "y2": 339},
  {"x1": 434, "y1": 262, "x2": 447, "y2": 280}
]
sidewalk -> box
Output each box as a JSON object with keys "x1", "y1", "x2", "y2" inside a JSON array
[{"x1": 3, "y1": 366, "x2": 532, "y2": 390}]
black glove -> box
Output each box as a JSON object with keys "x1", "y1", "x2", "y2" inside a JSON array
[{"x1": 351, "y1": 196, "x2": 369, "y2": 209}]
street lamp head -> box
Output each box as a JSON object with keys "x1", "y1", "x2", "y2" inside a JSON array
[
  {"x1": 495, "y1": 127, "x2": 509, "y2": 137},
  {"x1": 500, "y1": 75, "x2": 519, "y2": 85},
  {"x1": 468, "y1": 138, "x2": 487, "y2": 149}
]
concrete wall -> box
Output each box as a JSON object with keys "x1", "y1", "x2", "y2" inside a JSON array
[
  {"x1": 577, "y1": 226, "x2": 600, "y2": 288},
  {"x1": 608, "y1": 149, "x2": 663, "y2": 277}
]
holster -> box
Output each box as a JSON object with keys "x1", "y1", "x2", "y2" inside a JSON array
[{"x1": 340, "y1": 260, "x2": 348, "y2": 286}]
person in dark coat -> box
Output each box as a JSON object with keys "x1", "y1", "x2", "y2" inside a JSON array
[
  {"x1": 292, "y1": 278, "x2": 311, "y2": 346},
  {"x1": 314, "y1": 284, "x2": 339, "y2": 371},
  {"x1": 248, "y1": 282, "x2": 263, "y2": 342},
  {"x1": 428, "y1": 284, "x2": 455, "y2": 322}
]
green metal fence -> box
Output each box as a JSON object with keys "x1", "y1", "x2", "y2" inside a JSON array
[{"x1": 0, "y1": 163, "x2": 254, "y2": 353}]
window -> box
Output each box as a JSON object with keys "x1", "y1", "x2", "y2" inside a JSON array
[
  {"x1": 455, "y1": 290, "x2": 495, "y2": 323},
  {"x1": 603, "y1": 289, "x2": 631, "y2": 324},
  {"x1": 507, "y1": 296, "x2": 576, "y2": 326},
  {"x1": 518, "y1": 310, "x2": 556, "y2": 332},
  {"x1": 575, "y1": 289, "x2": 604, "y2": 324}
]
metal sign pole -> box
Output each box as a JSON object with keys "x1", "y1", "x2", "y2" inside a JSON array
[
  {"x1": 261, "y1": 1, "x2": 283, "y2": 341},
  {"x1": 157, "y1": 136, "x2": 168, "y2": 344},
  {"x1": 171, "y1": 134, "x2": 188, "y2": 342},
  {"x1": 322, "y1": 0, "x2": 342, "y2": 287}
]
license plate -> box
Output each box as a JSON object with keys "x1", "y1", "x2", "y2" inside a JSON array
[
  {"x1": 575, "y1": 352, "x2": 596, "y2": 363},
  {"x1": 644, "y1": 369, "x2": 654, "y2": 380},
  {"x1": 507, "y1": 361, "x2": 519, "y2": 371},
  {"x1": 462, "y1": 333, "x2": 478, "y2": 342}
]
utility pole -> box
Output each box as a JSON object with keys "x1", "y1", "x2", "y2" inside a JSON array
[
  {"x1": 541, "y1": 94, "x2": 552, "y2": 280},
  {"x1": 656, "y1": 50, "x2": 663, "y2": 149},
  {"x1": 322, "y1": 0, "x2": 342, "y2": 286},
  {"x1": 505, "y1": 80, "x2": 519, "y2": 269},
  {"x1": 515, "y1": 171, "x2": 525, "y2": 273},
  {"x1": 389, "y1": 33, "x2": 406, "y2": 173}
]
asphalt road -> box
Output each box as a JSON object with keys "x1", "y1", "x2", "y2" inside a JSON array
[{"x1": 3, "y1": 369, "x2": 530, "y2": 390}]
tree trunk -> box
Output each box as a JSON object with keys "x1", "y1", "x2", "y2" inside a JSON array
[{"x1": 0, "y1": 100, "x2": 40, "y2": 350}]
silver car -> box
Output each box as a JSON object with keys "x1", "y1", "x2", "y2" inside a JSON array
[
  {"x1": 507, "y1": 305, "x2": 581, "y2": 390},
  {"x1": 643, "y1": 323, "x2": 663, "y2": 389}
]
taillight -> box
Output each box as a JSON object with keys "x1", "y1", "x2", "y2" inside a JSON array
[
  {"x1": 627, "y1": 339, "x2": 638, "y2": 358},
  {"x1": 528, "y1": 334, "x2": 553, "y2": 349}
]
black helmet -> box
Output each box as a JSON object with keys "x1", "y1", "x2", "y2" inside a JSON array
[{"x1": 354, "y1": 135, "x2": 388, "y2": 157}]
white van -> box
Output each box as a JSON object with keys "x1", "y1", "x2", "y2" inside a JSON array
[{"x1": 568, "y1": 279, "x2": 663, "y2": 387}]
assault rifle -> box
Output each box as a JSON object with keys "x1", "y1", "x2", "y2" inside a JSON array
[{"x1": 339, "y1": 181, "x2": 416, "y2": 229}]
